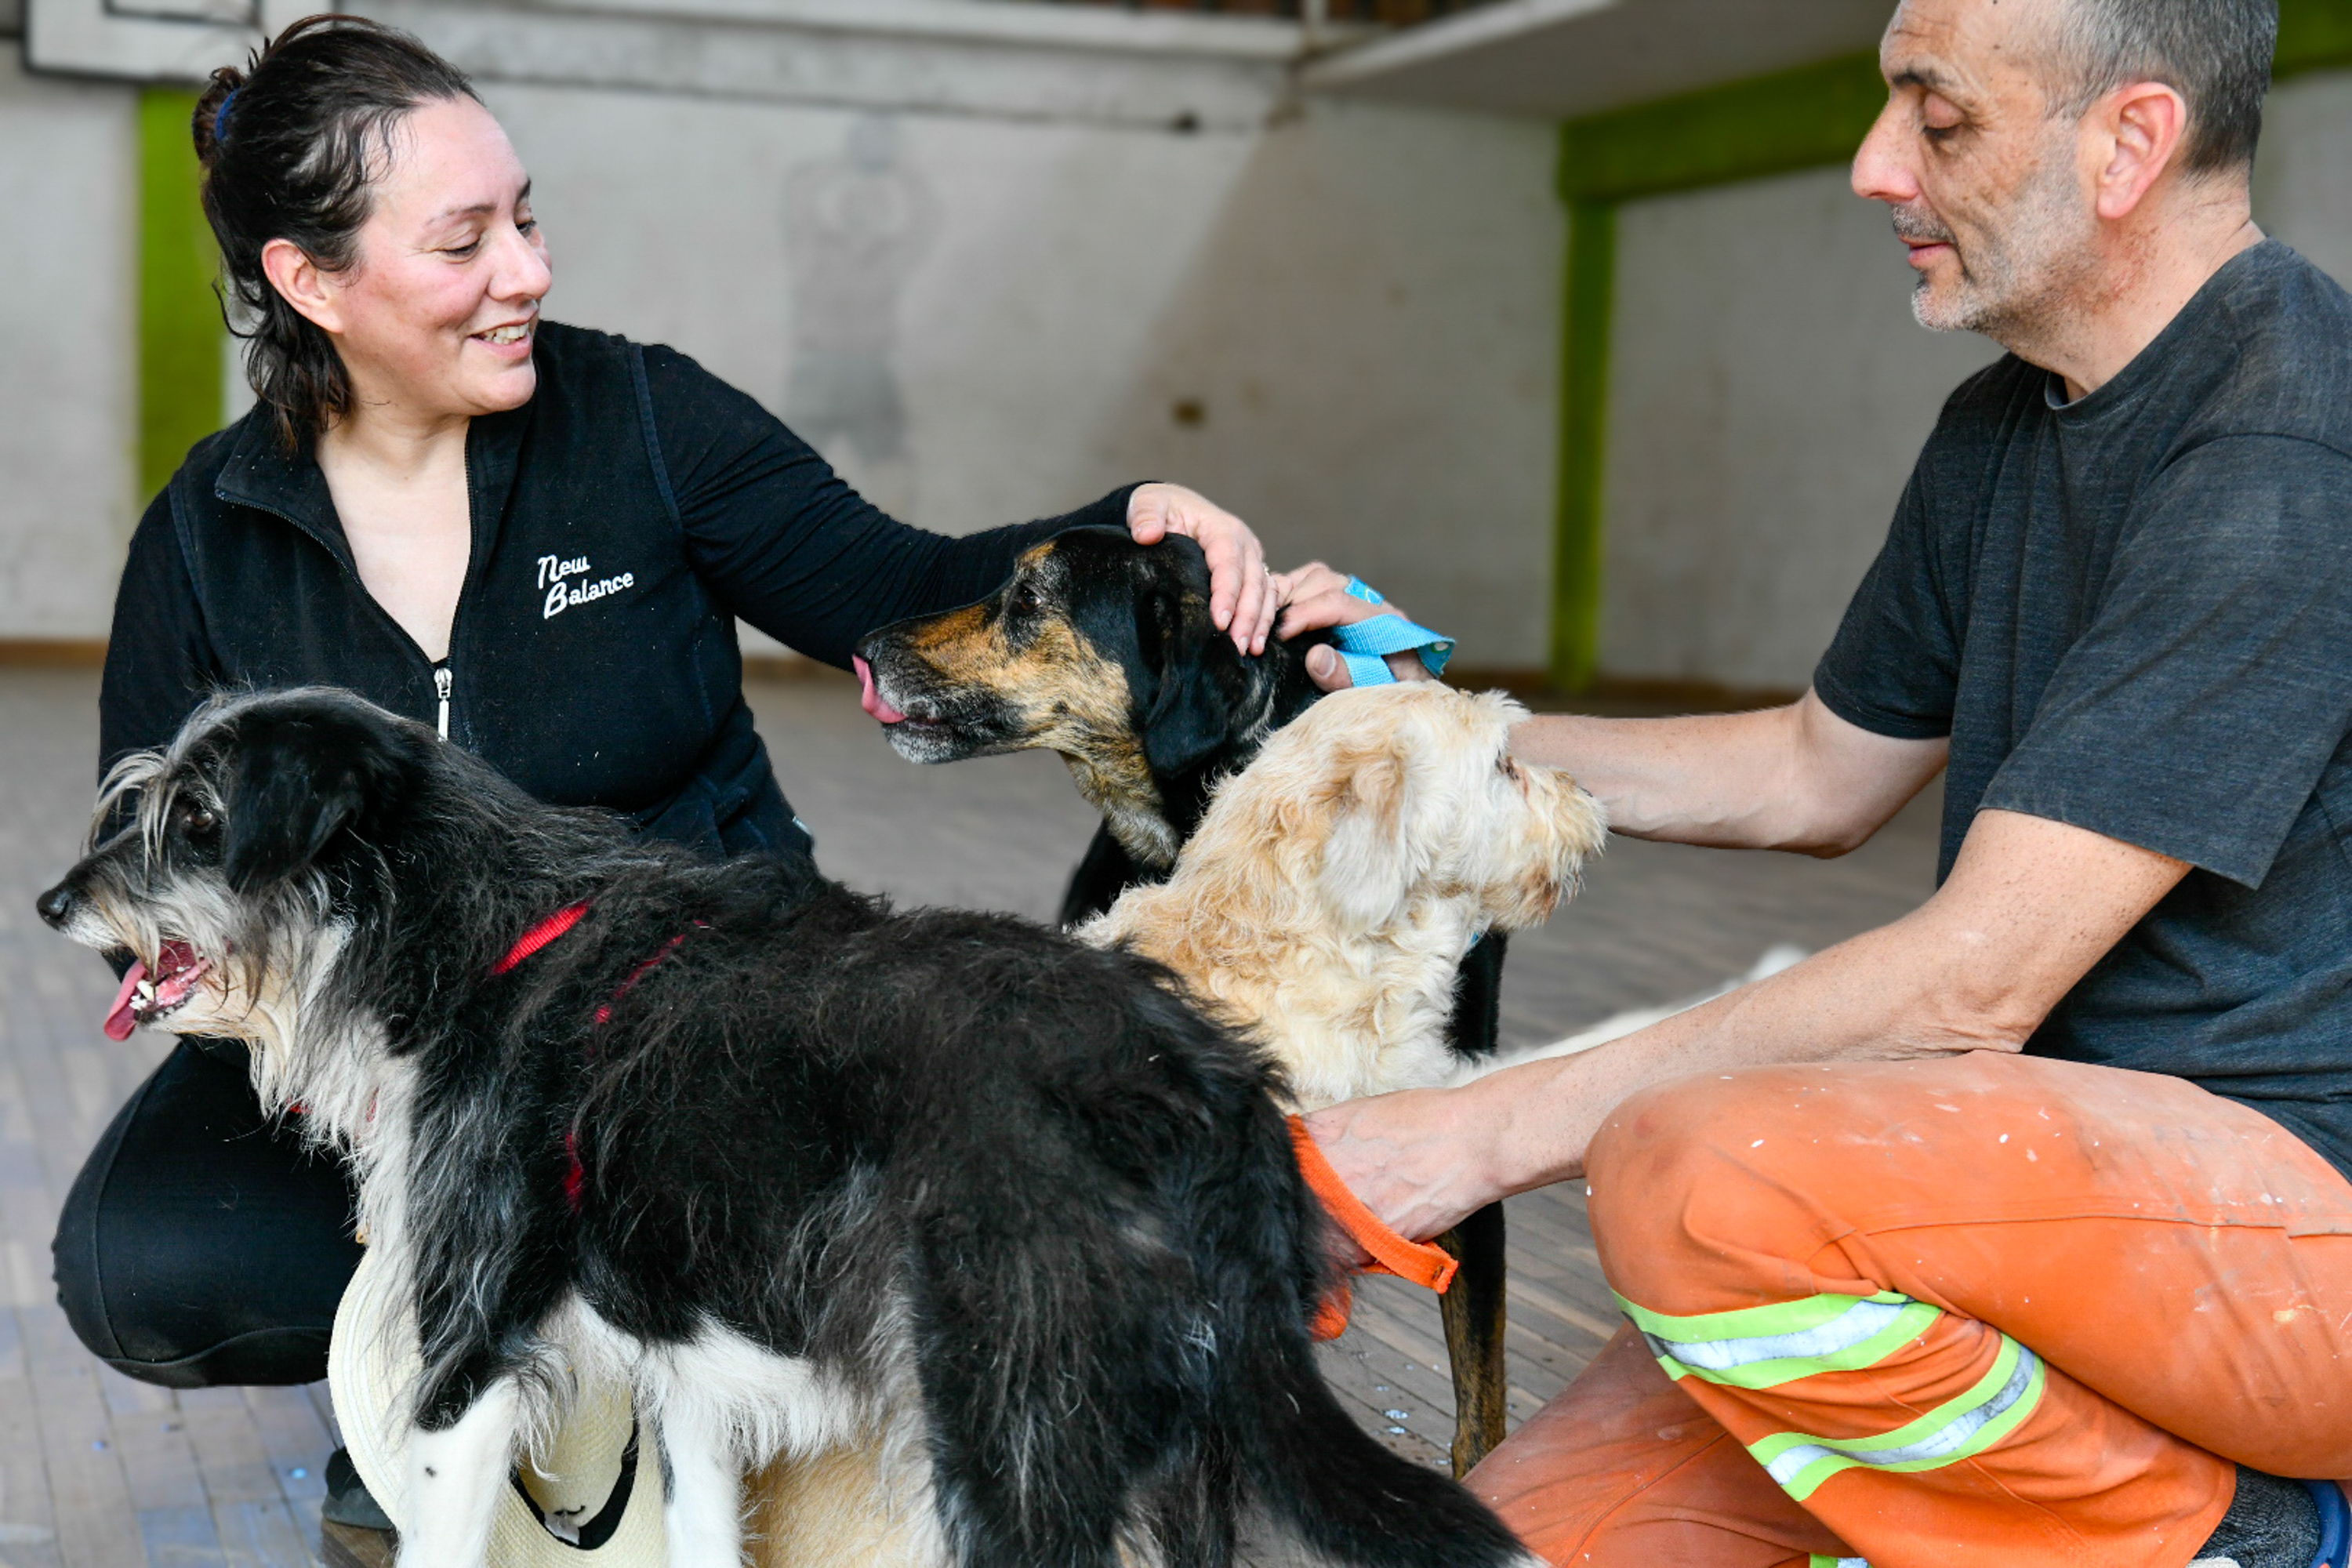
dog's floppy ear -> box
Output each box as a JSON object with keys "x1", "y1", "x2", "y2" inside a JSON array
[
  {"x1": 221, "y1": 701, "x2": 425, "y2": 891},
  {"x1": 1135, "y1": 563, "x2": 1236, "y2": 780},
  {"x1": 1316, "y1": 742, "x2": 1415, "y2": 931}
]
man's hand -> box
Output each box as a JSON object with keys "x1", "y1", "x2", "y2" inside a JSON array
[
  {"x1": 1301, "y1": 1086, "x2": 1511, "y2": 1262},
  {"x1": 1127, "y1": 484, "x2": 1276, "y2": 654},
  {"x1": 1272, "y1": 561, "x2": 1436, "y2": 691}
]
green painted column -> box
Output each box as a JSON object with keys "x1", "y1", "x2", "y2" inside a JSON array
[
  {"x1": 2281, "y1": 0, "x2": 2352, "y2": 74},
  {"x1": 1549, "y1": 197, "x2": 1615, "y2": 693},
  {"x1": 138, "y1": 87, "x2": 223, "y2": 504}
]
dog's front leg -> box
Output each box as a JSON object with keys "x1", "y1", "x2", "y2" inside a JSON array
[
  {"x1": 659, "y1": 1408, "x2": 744, "y2": 1566},
  {"x1": 398, "y1": 1376, "x2": 522, "y2": 1568},
  {"x1": 1437, "y1": 1200, "x2": 1509, "y2": 1476}
]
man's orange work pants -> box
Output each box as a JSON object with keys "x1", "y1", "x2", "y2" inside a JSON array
[{"x1": 1466, "y1": 1052, "x2": 2352, "y2": 1568}]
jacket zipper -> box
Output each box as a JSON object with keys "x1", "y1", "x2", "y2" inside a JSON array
[{"x1": 240, "y1": 432, "x2": 484, "y2": 746}]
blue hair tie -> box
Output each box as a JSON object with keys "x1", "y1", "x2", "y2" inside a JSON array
[{"x1": 212, "y1": 87, "x2": 239, "y2": 143}]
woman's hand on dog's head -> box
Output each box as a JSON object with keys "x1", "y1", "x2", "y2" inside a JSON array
[
  {"x1": 1126, "y1": 483, "x2": 1279, "y2": 655},
  {"x1": 1271, "y1": 562, "x2": 1440, "y2": 692},
  {"x1": 1117, "y1": 487, "x2": 1435, "y2": 685}
]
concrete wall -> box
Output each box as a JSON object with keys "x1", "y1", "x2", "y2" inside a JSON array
[
  {"x1": 0, "y1": 7, "x2": 1562, "y2": 666},
  {"x1": 24, "y1": 4, "x2": 2345, "y2": 682},
  {"x1": 0, "y1": 50, "x2": 136, "y2": 639},
  {"x1": 1071, "y1": 98, "x2": 1561, "y2": 664},
  {"x1": 1597, "y1": 165, "x2": 2001, "y2": 693},
  {"x1": 499, "y1": 88, "x2": 1560, "y2": 661},
  {"x1": 1594, "y1": 71, "x2": 2352, "y2": 696},
  {"x1": 2256, "y1": 69, "x2": 2352, "y2": 295}
]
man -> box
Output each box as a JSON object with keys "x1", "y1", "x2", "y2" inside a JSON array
[{"x1": 1297, "y1": 1, "x2": 2352, "y2": 1564}]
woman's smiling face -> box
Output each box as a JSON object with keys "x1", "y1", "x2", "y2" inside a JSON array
[{"x1": 302, "y1": 95, "x2": 553, "y2": 425}]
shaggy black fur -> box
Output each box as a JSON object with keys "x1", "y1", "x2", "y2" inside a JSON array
[{"x1": 38, "y1": 689, "x2": 1530, "y2": 1568}]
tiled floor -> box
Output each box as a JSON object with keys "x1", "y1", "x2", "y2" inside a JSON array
[{"x1": 0, "y1": 665, "x2": 1940, "y2": 1564}]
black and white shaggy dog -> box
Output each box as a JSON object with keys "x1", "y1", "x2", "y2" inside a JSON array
[{"x1": 36, "y1": 689, "x2": 1535, "y2": 1568}]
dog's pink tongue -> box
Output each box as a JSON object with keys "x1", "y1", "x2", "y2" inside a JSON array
[
  {"x1": 103, "y1": 960, "x2": 147, "y2": 1041},
  {"x1": 853, "y1": 655, "x2": 906, "y2": 725}
]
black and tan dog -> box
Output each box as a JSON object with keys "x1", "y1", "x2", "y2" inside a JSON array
[{"x1": 853, "y1": 527, "x2": 1515, "y2": 1475}]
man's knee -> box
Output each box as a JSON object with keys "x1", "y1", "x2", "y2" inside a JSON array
[
  {"x1": 1586, "y1": 1067, "x2": 1798, "y2": 1227},
  {"x1": 1584, "y1": 1065, "x2": 1860, "y2": 1311}
]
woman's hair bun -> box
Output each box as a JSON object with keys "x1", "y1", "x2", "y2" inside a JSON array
[{"x1": 192, "y1": 64, "x2": 245, "y2": 167}]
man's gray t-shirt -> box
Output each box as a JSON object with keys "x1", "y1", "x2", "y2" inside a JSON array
[{"x1": 1814, "y1": 240, "x2": 2352, "y2": 1180}]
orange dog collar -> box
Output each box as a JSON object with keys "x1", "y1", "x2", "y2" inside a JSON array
[{"x1": 1287, "y1": 1116, "x2": 1459, "y2": 1341}]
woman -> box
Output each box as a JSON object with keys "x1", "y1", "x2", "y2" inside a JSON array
[{"x1": 50, "y1": 14, "x2": 1375, "y2": 1497}]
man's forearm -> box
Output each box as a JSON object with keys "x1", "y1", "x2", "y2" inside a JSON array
[
  {"x1": 1303, "y1": 913, "x2": 2032, "y2": 1250},
  {"x1": 1509, "y1": 707, "x2": 1813, "y2": 848},
  {"x1": 1508, "y1": 693, "x2": 1948, "y2": 856},
  {"x1": 1301, "y1": 809, "x2": 2191, "y2": 1249},
  {"x1": 1467, "y1": 916, "x2": 2020, "y2": 1195}
]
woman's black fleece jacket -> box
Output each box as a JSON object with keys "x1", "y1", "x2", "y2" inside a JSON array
[{"x1": 103, "y1": 321, "x2": 1137, "y2": 858}]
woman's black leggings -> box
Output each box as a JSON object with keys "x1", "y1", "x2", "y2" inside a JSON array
[{"x1": 52, "y1": 1036, "x2": 363, "y2": 1388}]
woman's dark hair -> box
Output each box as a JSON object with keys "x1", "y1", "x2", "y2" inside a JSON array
[{"x1": 194, "y1": 16, "x2": 478, "y2": 449}]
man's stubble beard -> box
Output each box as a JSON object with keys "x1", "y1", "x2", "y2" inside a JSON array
[{"x1": 1902, "y1": 127, "x2": 2097, "y2": 350}]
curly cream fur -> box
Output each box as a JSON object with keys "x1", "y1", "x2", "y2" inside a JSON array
[{"x1": 1081, "y1": 684, "x2": 1607, "y2": 1112}]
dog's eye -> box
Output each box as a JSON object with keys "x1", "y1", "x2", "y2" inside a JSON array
[
  {"x1": 178, "y1": 804, "x2": 219, "y2": 837},
  {"x1": 1009, "y1": 583, "x2": 1043, "y2": 617},
  {"x1": 1497, "y1": 757, "x2": 1521, "y2": 782}
]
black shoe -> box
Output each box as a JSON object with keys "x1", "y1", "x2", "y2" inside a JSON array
[{"x1": 321, "y1": 1447, "x2": 395, "y2": 1532}]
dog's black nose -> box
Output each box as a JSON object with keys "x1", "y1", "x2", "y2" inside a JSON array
[{"x1": 35, "y1": 882, "x2": 74, "y2": 928}]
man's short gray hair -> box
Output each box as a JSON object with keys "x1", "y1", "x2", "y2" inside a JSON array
[{"x1": 2049, "y1": 0, "x2": 2278, "y2": 175}]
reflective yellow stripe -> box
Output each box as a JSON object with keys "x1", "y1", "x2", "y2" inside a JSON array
[
  {"x1": 1617, "y1": 1288, "x2": 1913, "y2": 1345},
  {"x1": 1617, "y1": 1289, "x2": 1940, "y2": 1390},
  {"x1": 1748, "y1": 1337, "x2": 2049, "y2": 1502}
]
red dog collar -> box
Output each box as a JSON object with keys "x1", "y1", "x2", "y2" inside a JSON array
[
  {"x1": 492, "y1": 901, "x2": 592, "y2": 975},
  {"x1": 495, "y1": 901, "x2": 710, "y2": 1215}
]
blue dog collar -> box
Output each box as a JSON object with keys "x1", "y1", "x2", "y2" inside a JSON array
[{"x1": 1328, "y1": 590, "x2": 1456, "y2": 688}]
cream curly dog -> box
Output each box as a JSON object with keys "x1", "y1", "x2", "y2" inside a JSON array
[{"x1": 1080, "y1": 682, "x2": 1607, "y2": 1113}]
